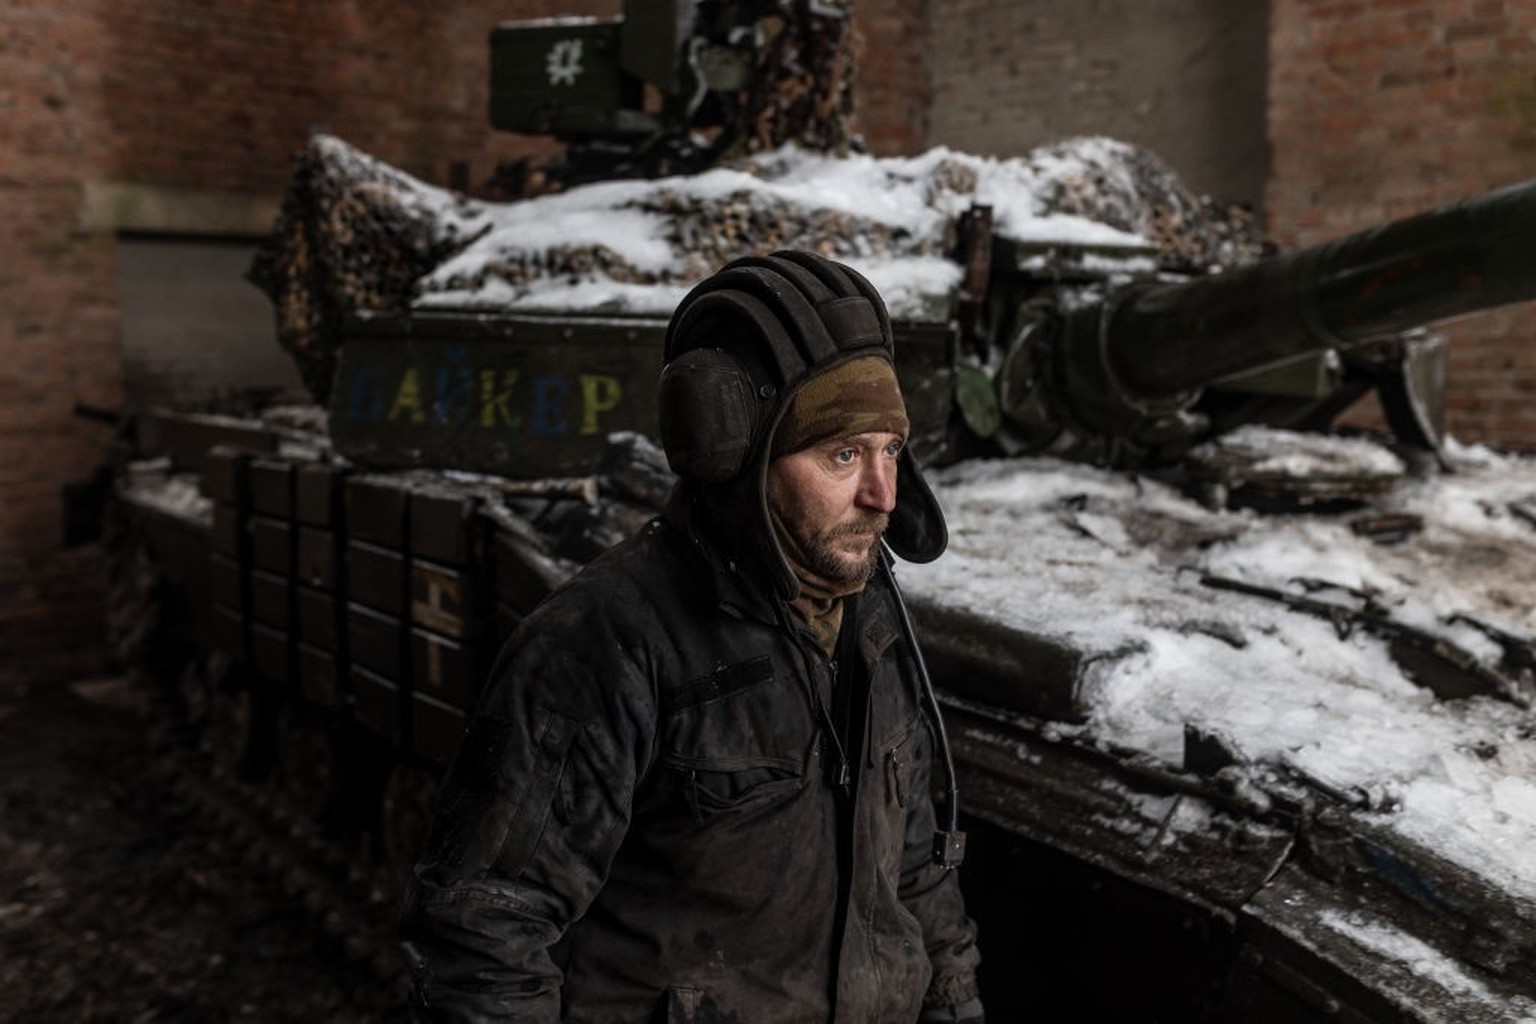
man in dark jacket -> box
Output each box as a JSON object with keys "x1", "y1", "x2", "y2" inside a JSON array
[{"x1": 402, "y1": 251, "x2": 983, "y2": 1023}]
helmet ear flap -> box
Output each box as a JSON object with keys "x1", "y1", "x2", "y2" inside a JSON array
[{"x1": 657, "y1": 348, "x2": 761, "y2": 482}]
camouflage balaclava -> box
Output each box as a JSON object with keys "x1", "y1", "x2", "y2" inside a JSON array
[{"x1": 658, "y1": 250, "x2": 946, "y2": 602}]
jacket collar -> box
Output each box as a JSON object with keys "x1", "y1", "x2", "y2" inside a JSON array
[{"x1": 662, "y1": 486, "x2": 783, "y2": 627}]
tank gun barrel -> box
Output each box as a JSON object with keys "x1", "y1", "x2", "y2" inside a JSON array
[
  {"x1": 1101, "y1": 175, "x2": 1536, "y2": 399},
  {"x1": 1004, "y1": 176, "x2": 1536, "y2": 458}
]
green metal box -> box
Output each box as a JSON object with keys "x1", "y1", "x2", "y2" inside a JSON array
[
  {"x1": 297, "y1": 585, "x2": 339, "y2": 652},
  {"x1": 297, "y1": 642, "x2": 342, "y2": 710},
  {"x1": 333, "y1": 311, "x2": 666, "y2": 479},
  {"x1": 489, "y1": 18, "x2": 652, "y2": 137}
]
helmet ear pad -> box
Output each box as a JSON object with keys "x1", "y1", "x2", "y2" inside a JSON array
[{"x1": 657, "y1": 347, "x2": 761, "y2": 482}]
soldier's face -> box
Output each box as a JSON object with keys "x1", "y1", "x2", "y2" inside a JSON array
[{"x1": 766, "y1": 430, "x2": 903, "y2": 588}]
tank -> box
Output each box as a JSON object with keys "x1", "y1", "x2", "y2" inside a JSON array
[{"x1": 91, "y1": 2, "x2": 1536, "y2": 1019}]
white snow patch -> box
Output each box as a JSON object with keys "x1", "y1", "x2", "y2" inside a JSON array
[{"x1": 901, "y1": 439, "x2": 1536, "y2": 903}]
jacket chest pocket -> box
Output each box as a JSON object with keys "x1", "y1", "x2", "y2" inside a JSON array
[
  {"x1": 660, "y1": 656, "x2": 810, "y2": 821},
  {"x1": 883, "y1": 719, "x2": 922, "y2": 810},
  {"x1": 874, "y1": 712, "x2": 926, "y2": 877}
]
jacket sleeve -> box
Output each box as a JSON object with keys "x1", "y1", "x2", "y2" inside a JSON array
[
  {"x1": 400, "y1": 602, "x2": 656, "y2": 1023},
  {"x1": 898, "y1": 713, "x2": 984, "y2": 1017}
]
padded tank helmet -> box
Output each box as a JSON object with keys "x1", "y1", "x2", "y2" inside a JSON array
[{"x1": 658, "y1": 250, "x2": 947, "y2": 594}]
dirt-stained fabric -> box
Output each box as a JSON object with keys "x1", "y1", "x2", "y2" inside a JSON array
[{"x1": 401, "y1": 488, "x2": 980, "y2": 1023}]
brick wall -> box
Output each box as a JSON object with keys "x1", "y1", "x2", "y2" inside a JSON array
[
  {"x1": 1268, "y1": 0, "x2": 1536, "y2": 449},
  {"x1": 851, "y1": 0, "x2": 930, "y2": 155},
  {"x1": 89, "y1": 0, "x2": 618, "y2": 195},
  {"x1": 2, "y1": 3, "x2": 122, "y2": 683},
  {"x1": 919, "y1": 0, "x2": 1271, "y2": 205}
]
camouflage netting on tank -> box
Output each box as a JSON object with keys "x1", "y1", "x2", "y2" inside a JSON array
[
  {"x1": 246, "y1": 137, "x2": 488, "y2": 402},
  {"x1": 415, "y1": 137, "x2": 1266, "y2": 308},
  {"x1": 1021, "y1": 139, "x2": 1268, "y2": 272},
  {"x1": 630, "y1": 155, "x2": 990, "y2": 279},
  {"x1": 731, "y1": 0, "x2": 859, "y2": 158},
  {"x1": 439, "y1": 184, "x2": 934, "y2": 297},
  {"x1": 249, "y1": 133, "x2": 1266, "y2": 403}
]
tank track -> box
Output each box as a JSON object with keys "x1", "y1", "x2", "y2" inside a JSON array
[
  {"x1": 102, "y1": 424, "x2": 674, "y2": 1010},
  {"x1": 129, "y1": 658, "x2": 419, "y2": 1010},
  {"x1": 105, "y1": 486, "x2": 422, "y2": 1008}
]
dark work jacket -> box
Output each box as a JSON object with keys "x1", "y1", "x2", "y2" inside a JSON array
[{"x1": 401, "y1": 496, "x2": 980, "y2": 1023}]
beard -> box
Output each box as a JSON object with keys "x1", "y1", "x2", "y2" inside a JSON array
[{"x1": 787, "y1": 513, "x2": 889, "y2": 591}]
